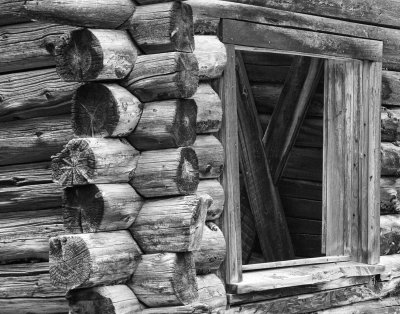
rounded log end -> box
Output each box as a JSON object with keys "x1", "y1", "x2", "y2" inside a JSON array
[
  {"x1": 177, "y1": 53, "x2": 199, "y2": 99},
  {"x1": 52, "y1": 138, "x2": 95, "y2": 187},
  {"x1": 171, "y1": 1, "x2": 195, "y2": 53},
  {"x1": 73, "y1": 83, "x2": 142, "y2": 137},
  {"x1": 63, "y1": 185, "x2": 104, "y2": 233},
  {"x1": 173, "y1": 253, "x2": 199, "y2": 305},
  {"x1": 49, "y1": 235, "x2": 92, "y2": 290},
  {"x1": 177, "y1": 147, "x2": 200, "y2": 195},
  {"x1": 173, "y1": 99, "x2": 197, "y2": 147}
]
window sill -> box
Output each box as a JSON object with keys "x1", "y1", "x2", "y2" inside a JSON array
[{"x1": 227, "y1": 261, "x2": 385, "y2": 295}]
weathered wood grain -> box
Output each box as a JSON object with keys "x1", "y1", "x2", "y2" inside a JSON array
[
  {"x1": 381, "y1": 143, "x2": 400, "y2": 176},
  {"x1": 0, "y1": 298, "x2": 68, "y2": 314},
  {"x1": 0, "y1": 208, "x2": 64, "y2": 262},
  {"x1": 381, "y1": 178, "x2": 400, "y2": 215},
  {"x1": 191, "y1": 135, "x2": 224, "y2": 179},
  {"x1": 381, "y1": 107, "x2": 400, "y2": 142},
  {"x1": 63, "y1": 184, "x2": 143, "y2": 233},
  {"x1": 197, "y1": 179, "x2": 225, "y2": 221},
  {"x1": 130, "y1": 195, "x2": 210, "y2": 253},
  {"x1": 197, "y1": 274, "x2": 227, "y2": 313},
  {"x1": 50, "y1": 231, "x2": 142, "y2": 290},
  {"x1": 52, "y1": 138, "x2": 140, "y2": 187},
  {"x1": 127, "y1": 1, "x2": 194, "y2": 54},
  {"x1": 0, "y1": 22, "x2": 76, "y2": 74},
  {"x1": 55, "y1": 29, "x2": 137, "y2": 82},
  {"x1": 316, "y1": 297, "x2": 400, "y2": 314},
  {"x1": 0, "y1": 68, "x2": 79, "y2": 122},
  {"x1": 194, "y1": 222, "x2": 226, "y2": 274},
  {"x1": 0, "y1": 161, "x2": 53, "y2": 186},
  {"x1": 381, "y1": 215, "x2": 400, "y2": 255},
  {"x1": 121, "y1": 52, "x2": 199, "y2": 102},
  {"x1": 129, "y1": 253, "x2": 198, "y2": 307},
  {"x1": 73, "y1": 83, "x2": 142, "y2": 137},
  {"x1": 0, "y1": 115, "x2": 74, "y2": 166},
  {"x1": 24, "y1": 0, "x2": 135, "y2": 28},
  {"x1": 127, "y1": 99, "x2": 197, "y2": 150},
  {"x1": 0, "y1": 0, "x2": 29, "y2": 26},
  {"x1": 130, "y1": 147, "x2": 199, "y2": 197}
]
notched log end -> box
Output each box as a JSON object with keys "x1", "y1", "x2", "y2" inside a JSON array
[
  {"x1": 51, "y1": 139, "x2": 95, "y2": 187},
  {"x1": 49, "y1": 235, "x2": 92, "y2": 290},
  {"x1": 177, "y1": 147, "x2": 200, "y2": 195},
  {"x1": 177, "y1": 53, "x2": 199, "y2": 98},
  {"x1": 174, "y1": 253, "x2": 199, "y2": 305}
]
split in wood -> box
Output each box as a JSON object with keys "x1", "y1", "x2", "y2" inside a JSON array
[
  {"x1": 49, "y1": 230, "x2": 142, "y2": 290},
  {"x1": 130, "y1": 194, "x2": 211, "y2": 253}
]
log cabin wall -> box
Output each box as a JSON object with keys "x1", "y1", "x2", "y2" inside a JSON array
[{"x1": 2, "y1": 0, "x2": 400, "y2": 313}]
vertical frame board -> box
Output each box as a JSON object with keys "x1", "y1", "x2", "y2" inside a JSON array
[
  {"x1": 324, "y1": 60, "x2": 381, "y2": 264},
  {"x1": 220, "y1": 44, "x2": 242, "y2": 284}
]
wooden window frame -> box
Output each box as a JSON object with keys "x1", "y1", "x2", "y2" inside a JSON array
[{"x1": 219, "y1": 19, "x2": 383, "y2": 289}]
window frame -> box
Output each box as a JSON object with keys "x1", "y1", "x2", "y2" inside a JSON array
[{"x1": 218, "y1": 18, "x2": 383, "y2": 288}]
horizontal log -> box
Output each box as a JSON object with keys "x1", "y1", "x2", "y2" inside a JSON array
[
  {"x1": 0, "y1": 298, "x2": 68, "y2": 314},
  {"x1": 381, "y1": 107, "x2": 400, "y2": 142},
  {"x1": 197, "y1": 274, "x2": 227, "y2": 313},
  {"x1": 67, "y1": 285, "x2": 144, "y2": 314},
  {"x1": 55, "y1": 29, "x2": 137, "y2": 81},
  {"x1": 129, "y1": 252, "x2": 198, "y2": 307},
  {"x1": 52, "y1": 138, "x2": 140, "y2": 187},
  {"x1": 127, "y1": 99, "x2": 197, "y2": 150},
  {"x1": 0, "y1": 208, "x2": 64, "y2": 263},
  {"x1": 50, "y1": 230, "x2": 142, "y2": 290},
  {"x1": 380, "y1": 214, "x2": 400, "y2": 255},
  {"x1": 381, "y1": 178, "x2": 400, "y2": 215},
  {"x1": 194, "y1": 35, "x2": 227, "y2": 80},
  {"x1": 127, "y1": 1, "x2": 194, "y2": 54},
  {"x1": 0, "y1": 68, "x2": 79, "y2": 122},
  {"x1": 24, "y1": 0, "x2": 135, "y2": 28},
  {"x1": 0, "y1": 183, "x2": 62, "y2": 213},
  {"x1": 0, "y1": 161, "x2": 53, "y2": 186},
  {"x1": 73, "y1": 83, "x2": 142, "y2": 137},
  {"x1": 63, "y1": 184, "x2": 143, "y2": 233},
  {"x1": 121, "y1": 52, "x2": 199, "y2": 102},
  {"x1": 192, "y1": 135, "x2": 224, "y2": 179},
  {"x1": 0, "y1": 22, "x2": 76, "y2": 74},
  {"x1": 141, "y1": 303, "x2": 210, "y2": 313},
  {"x1": 0, "y1": 114, "x2": 74, "y2": 166},
  {"x1": 190, "y1": 83, "x2": 222, "y2": 134},
  {"x1": 130, "y1": 147, "x2": 200, "y2": 197},
  {"x1": 317, "y1": 297, "x2": 400, "y2": 314},
  {"x1": 0, "y1": 0, "x2": 29, "y2": 26},
  {"x1": 381, "y1": 143, "x2": 400, "y2": 176},
  {"x1": 383, "y1": 71, "x2": 400, "y2": 106},
  {"x1": 197, "y1": 179, "x2": 225, "y2": 221},
  {"x1": 130, "y1": 194, "x2": 210, "y2": 253},
  {"x1": 194, "y1": 222, "x2": 226, "y2": 274}
]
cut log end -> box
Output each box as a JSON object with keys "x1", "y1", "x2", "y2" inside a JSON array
[
  {"x1": 49, "y1": 235, "x2": 91, "y2": 290},
  {"x1": 73, "y1": 83, "x2": 142, "y2": 137},
  {"x1": 52, "y1": 139, "x2": 95, "y2": 187},
  {"x1": 174, "y1": 253, "x2": 198, "y2": 304},
  {"x1": 173, "y1": 99, "x2": 197, "y2": 147},
  {"x1": 177, "y1": 147, "x2": 200, "y2": 195},
  {"x1": 171, "y1": 1, "x2": 195, "y2": 53}
]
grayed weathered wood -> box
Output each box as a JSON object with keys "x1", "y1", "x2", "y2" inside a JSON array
[
  {"x1": 197, "y1": 274, "x2": 227, "y2": 313},
  {"x1": 130, "y1": 147, "x2": 199, "y2": 197},
  {"x1": 121, "y1": 52, "x2": 199, "y2": 102},
  {"x1": 190, "y1": 83, "x2": 222, "y2": 134},
  {"x1": 380, "y1": 215, "x2": 400, "y2": 255},
  {"x1": 52, "y1": 138, "x2": 140, "y2": 187},
  {"x1": 0, "y1": 22, "x2": 76, "y2": 74},
  {"x1": 237, "y1": 51, "x2": 294, "y2": 261},
  {"x1": 24, "y1": 0, "x2": 135, "y2": 28},
  {"x1": 316, "y1": 297, "x2": 400, "y2": 314},
  {"x1": 381, "y1": 107, "x2": 400, "y2": 142},
  {"x1": 381, "y1": 178, "x2": 400, "y2": 215},
  {"x1": 63, "y1": 184, "x2": 143, "y2": 233},
  {"x1": 189, "y1": 0, "x2": 400, "y2": 69},
  {"x1": 191, "y1": 135, "x2": 224, "y2": 179},
  {"x1": 141, "y1": 304, "x2": 210, "y2": 313},
  {"x1": 0, "y1": 115, "x2": 74, "y2": 166},
  {"x1": 127, "y1": 99, "x2": 197, "y2": 150},
  {"x1": 0, "y1": 0, "x2": 29, "y2": 26},
  {"x1": 263, "y1": 56, "x2": 323, "y2": 183},
  {"x1": 55, "y1": 29, "x2": 137, "y2": 82},
  {"x1": 379, "y1": 254, "x2": 400, "y2": 281},
  {"x1": 228, "y1": 261, "x2": 384, "y2": 294},
  {"x1": 381, "y1": 143, "x2": 400, "y2": 176},
  {"x1": 126, "y1": 1, "x2": 194, "y2": 54},
  {"x1": 49, "y1": 231, "x2": 142, "y2": 290},
  {"x1": 0, "y1": 298, "x2": 68, "y2": 314},
  {"x1": 0, "y1": 208, "x2": 64, "y2": 262},
  {"x1": 0, "y1": 161, "x2": 53, "y2": 186},
  {"x1": 194, "y1": 222, "x2": 226, "y2": 274},
  {"x1": 129, "y1": 253, "x2": 198, "y2": 307},
  {"x1": 0, "y1": 68, "x2": 79, "y2": 122},
  {"x1": 67, "y1": 285, "x2": 143, "y2": 314},
  {"x1": 382, "y1": 71, "x2": 400, "y2": 105},
  {"x1": 131, "y1": 194, "x2": 210, "y2": 253},
  {"x1": 73, "y1": 83, "x2": 142, "y2": 137},
  {"x1": 197, "y1": 179, "x2": 225, "y2": 221},
  {"x1": 194, "y1": 35, "x2": 227, "y2": 80}
]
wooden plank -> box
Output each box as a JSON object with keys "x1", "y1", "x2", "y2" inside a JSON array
[
  {"x1": 228, "y1": 261, "x2": 384, "y2": 294},
  {"x1": 221, "y1": 19, "x2": 382, "y2": 61},
  {"x1": 236, "y1": 51, "x2": 294, "y2": 261},
  {"x1": 263, "y1": 56, "x2": 323, "y2": 183},
  {"x1": 242, "y1": 256, "x2": 350, "y2": 272},
  {"x1": 0, "y1": 22, "x2": 76, "y2": 74},
  {"x1": 220, "y1": 44, "x2": 242, "y2": 284},
  {"x1": 291, "y1": 234, "x2": 323, "y2": 258},
  {"x1": 188, "y1": 0, "x2": 400, "y2": 69},
  {"x1": 278, "y1": 178, "x2": 322, "y2": 201},
  {"x1": 286, "y1": 217, "x2": 322, "y2": 235},
  {"x1": 281, "y1": 197, "x2": 322, "y2": 220}
]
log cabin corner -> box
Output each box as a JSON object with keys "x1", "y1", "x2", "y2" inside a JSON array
[{"x1": 2, "y1": 0, "x2": 400, "y2": 313}]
